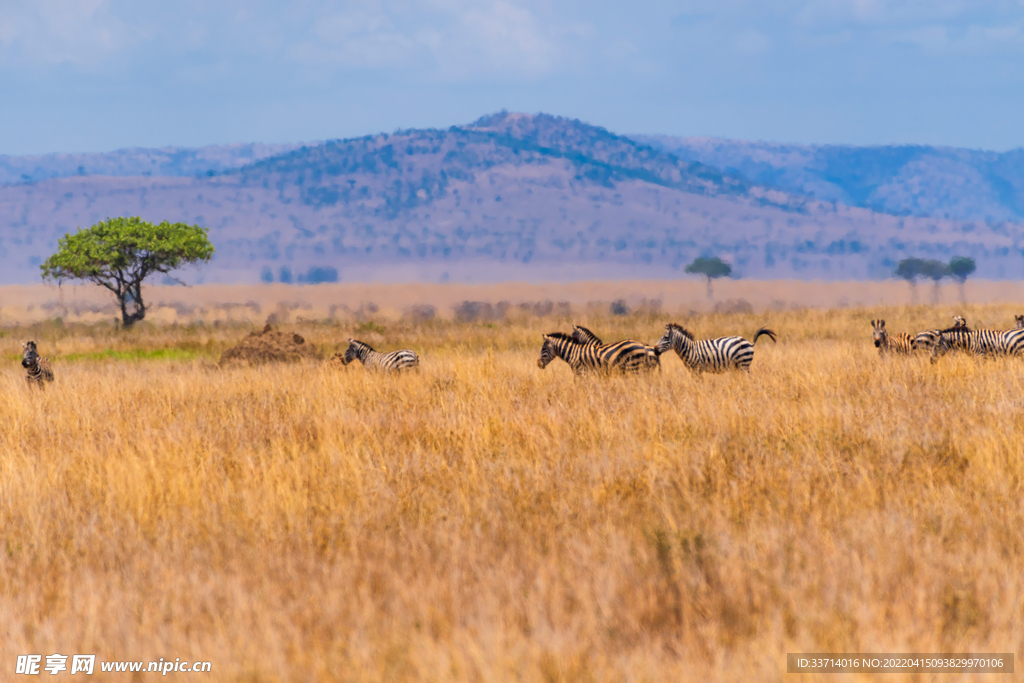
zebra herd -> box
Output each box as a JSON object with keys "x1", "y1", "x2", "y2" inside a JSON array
[
  {"x1": 17, "y1": 313, "x2": 1024, "y2": 387},
  {"x1": 872, "y1": 315, "x2": 1024, "y2": 361},
  {"x1": 337, "y1": 322, "x2": 779, "y2": 376},
  {"x1": 539, "y1": 323, "x2": 777, "y2": 375}
]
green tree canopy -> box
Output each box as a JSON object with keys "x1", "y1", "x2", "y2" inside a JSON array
[
  {"x1": 41, "y1": 217, "x2": 214, "y2": 327},
  {"x1": 948, "y1": 256, "x2": 977, "y2": 283},
  {"x1": 685, "y1": 256, "x2": 732, "y2": 298},
  {"x1": 895, "y1": 257, "x2": 927, "y2": 282},
  {"x1": 919, "y1": 259, "x2": 950, "y2": 282},
  {"x1": 948, "y1": 256, "x2": 976, "y2": 303}
]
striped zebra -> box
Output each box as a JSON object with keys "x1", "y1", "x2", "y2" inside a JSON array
[
  {"x1": 656, "y1": 323, "x2": 776, "y2": 373},
  {"x1": 1015, "y1": 315, "x2": 1023, "y2": 329},
  {"x1": 537, "y1": 332, "x2": 660, "y2": 375},
  {"x1": 339, "y1": 339, "x2": 419, "y2": 371},
  {"x1": 935, "y1": 324, "x2": 1024, "y2": 359},
  {"x1": 22, "y1": 341, "x2": 54, "y2": 387},
  {"x1": 912, "y1": 316, "x2": 970, "y2": 354},
  {"x1": 571, "y1": 324, "x2": 661, "y2": 365},
  {"x1": 871, "y1": 319, "x2": 914, "y2": 356}
]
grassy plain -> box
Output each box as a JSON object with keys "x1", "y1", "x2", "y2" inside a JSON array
[{"x1": 2, "y1": 293, "x2": 1024, "y2": 681}]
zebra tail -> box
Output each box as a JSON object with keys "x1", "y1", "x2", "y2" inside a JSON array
[{"x1": 753, "y1": 328, "x2": 777, "y2": 344}]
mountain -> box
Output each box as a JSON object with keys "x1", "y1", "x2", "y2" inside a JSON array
[
  {"x1": 2, "y1": 112, "x2": 1022, "y2": 284},
  {"x1": 635, "y1": 135, "x2": 1024, "y2": 223},
  {"x1": 0, "y1": 142, "x2": 303, "y2": 185}
]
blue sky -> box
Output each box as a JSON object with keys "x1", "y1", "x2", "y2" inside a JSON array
[{"x1": 2, "y1": 0, "x2": 1023, "y2": 154}]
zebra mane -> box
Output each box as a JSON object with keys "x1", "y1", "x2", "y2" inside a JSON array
[
  {"x1": 665, "y1": 323, "x2": 694, "y2": 341},
  {"x1": 348, "y1": 338, "x2": 376, "y2": 352},
  {"x1": 571, "y1": 325, "x2": 603, "y2": 344},
  {"x1": 544, "y1": 332, "x2": 576, "y2": 343}
]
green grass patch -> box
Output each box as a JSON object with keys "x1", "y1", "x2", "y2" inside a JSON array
[{"x1": 60, "y1": 348, "x2": 211, "y2": 362}]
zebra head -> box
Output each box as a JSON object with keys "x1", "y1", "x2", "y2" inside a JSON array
[
  {"x1": 657, "y1": 323, "x2": 692, "y2": 355},
  {"x1": 871, "y1": 319, "x2": 887, "y2": 348},
  {"x1": 341, "y1": 339, "x2": 370, "y2": 365},
  {"x1": 571, "y1": 325, "x2": 602, "y2": 346},
  {"x1": 21, "y1": 341, "x2": 39, "y2": 369},
  {"x1": 952, "y1": 315, "x2": 968, "y2": 328},
  {"x1": 1015, "y1": 315, "x2": 1024, "y2": 329},
  {"x1": 538, "y1": 333, "x2": 574, "y2": 369}
]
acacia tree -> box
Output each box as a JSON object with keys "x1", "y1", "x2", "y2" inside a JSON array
[
  {"x1": 41, "y1": 217, "x2": 215, "y2": 327},
  {"x1": 948, "y1": 256, "x2": 976, "y2": 303},
  {"x1": 895, "y1": 258, "x2": 926, "y2": 303},
  {"x1": 685, "y1": 256, "x2": 732, "y2": 299},
  {"x1": 920, "y1": 259, "x2": 949, "y2": 304}
]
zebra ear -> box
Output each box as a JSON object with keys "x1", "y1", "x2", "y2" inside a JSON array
[
  {"x1": 880, "y1": 319, "x2": 885, "y2": 327},
  {"x1": 347, "y1": 338, "x2": 355, "y2": 343},
  {"x1": 870, "y1": 319, "x2": 876, "y2": 326}
]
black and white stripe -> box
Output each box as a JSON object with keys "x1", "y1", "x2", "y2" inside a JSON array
[
  {"x1": 537, "y1": 332, "x2": 660, "y2": 375},
  {"x1": 340, "y1": 339, "x2": 419, "y2": 371},
  {"x1": 656, "y1": 323, "x2": 776, "y2": 373},
  {"x1": 22, "y1": 341, "x2": 54, "y2": 387},
  {"x1": 570, "y1": 324, "x2": 604, "y2": 346},
  {"x1": 871, "y1": 319, "x2": 914, "y2": 356},
  {"x1": 571, "y1": 324, "x2": 660, "y2": 366},
  {"x1": 943, "y1": 327, "x2": 1024, "y2": 359},
  {"x1": 913, "y1": 316, "x2": 969, "y2": 354}
]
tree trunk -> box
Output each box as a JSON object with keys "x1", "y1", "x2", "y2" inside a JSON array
[
  {"x1": 119, "y1": 288, "x2": 146, "y2": 328},
  {"x1": 908, "y1": 280, "x2": 918, "y2": 304},
  {"x1": 958, "y1": 279, "x2": 966, "y2": 304},
  {"x1": 932, "y1": 279, "x2": 941, "y2": 305},
  {"x1": 706, "y1": 276, "x2": 713, "y2": 300}
]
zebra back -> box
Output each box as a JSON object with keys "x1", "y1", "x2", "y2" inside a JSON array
[
  {"x1": 963, "y1": 328, "x2": 1024, "y2": 357},
  {"x1": 342, "y1": 339, "x2": 419, "y2": 371},
  {"x1": 539, "y1": 333, "x2": 658, "y2": 374},
  {"x1": 932, "y1": 325, "x2": 976, "y2": 360},
  {"x1": 657, "y1": 323, "x2": 774, "y2": 372}
]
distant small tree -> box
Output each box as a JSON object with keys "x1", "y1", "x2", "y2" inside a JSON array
[
  {"x1": 303, "y1": 266, "x2": 339, "y2": 284},
  {"x1": 685, "y1": 256, "x2": 732, "y2": 299},
  {"x1": 41, "y1": 217, "x2": 214, "y2": 328},
  {"x1": 895, "y1": 258, "x2": 927, "y2": 303},
  {"x1": 948, "y1": 256, "x2": 976, "y2": 303},
  {"x1": 920, "y1": 259, "x2": 950, "y2": 304}
]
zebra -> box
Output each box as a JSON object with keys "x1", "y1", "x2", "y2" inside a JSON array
[
  {"x1": 1015, "y1": 315, "x2": 1023, "y2": 329},
  {"x1": 936, "y1": 325, "x2": 1024, "y2": 359},
  {"x1": 571, "y1": 324, "x2": 661, "y2": 365},
  {"x1": 912, "y1": 316, "x2": 969, "y2": 354},
  {"x1": 22, "y1": 341, "x2": 54, "y2": 387},
  {"x1": 656, "y1": 323, "x2": 776, "y2": 373},
  {"x1": 338, "y1": 339, "x2": 419, "y2": 371},
  {"x1": 871, "y1": 319, "x2": 914, "y2": 356},
  {"x1": 537, "y1": 332, "x2": 660, "y2": 375},
  {"x1": 925, "y1": 315, "x2": 1024, "y2": 361}
]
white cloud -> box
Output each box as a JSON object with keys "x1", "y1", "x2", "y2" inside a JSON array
[
  {"x1": 289, "y1": 0, "x2": 561, "y2": 79},
  {"x1": 0, "y1": 0, "x2": 134, "y2": 67}
]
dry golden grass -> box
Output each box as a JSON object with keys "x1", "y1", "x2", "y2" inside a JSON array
[{"x1": 2, "y1": 300, "x2": 1024, "y2": 681}]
